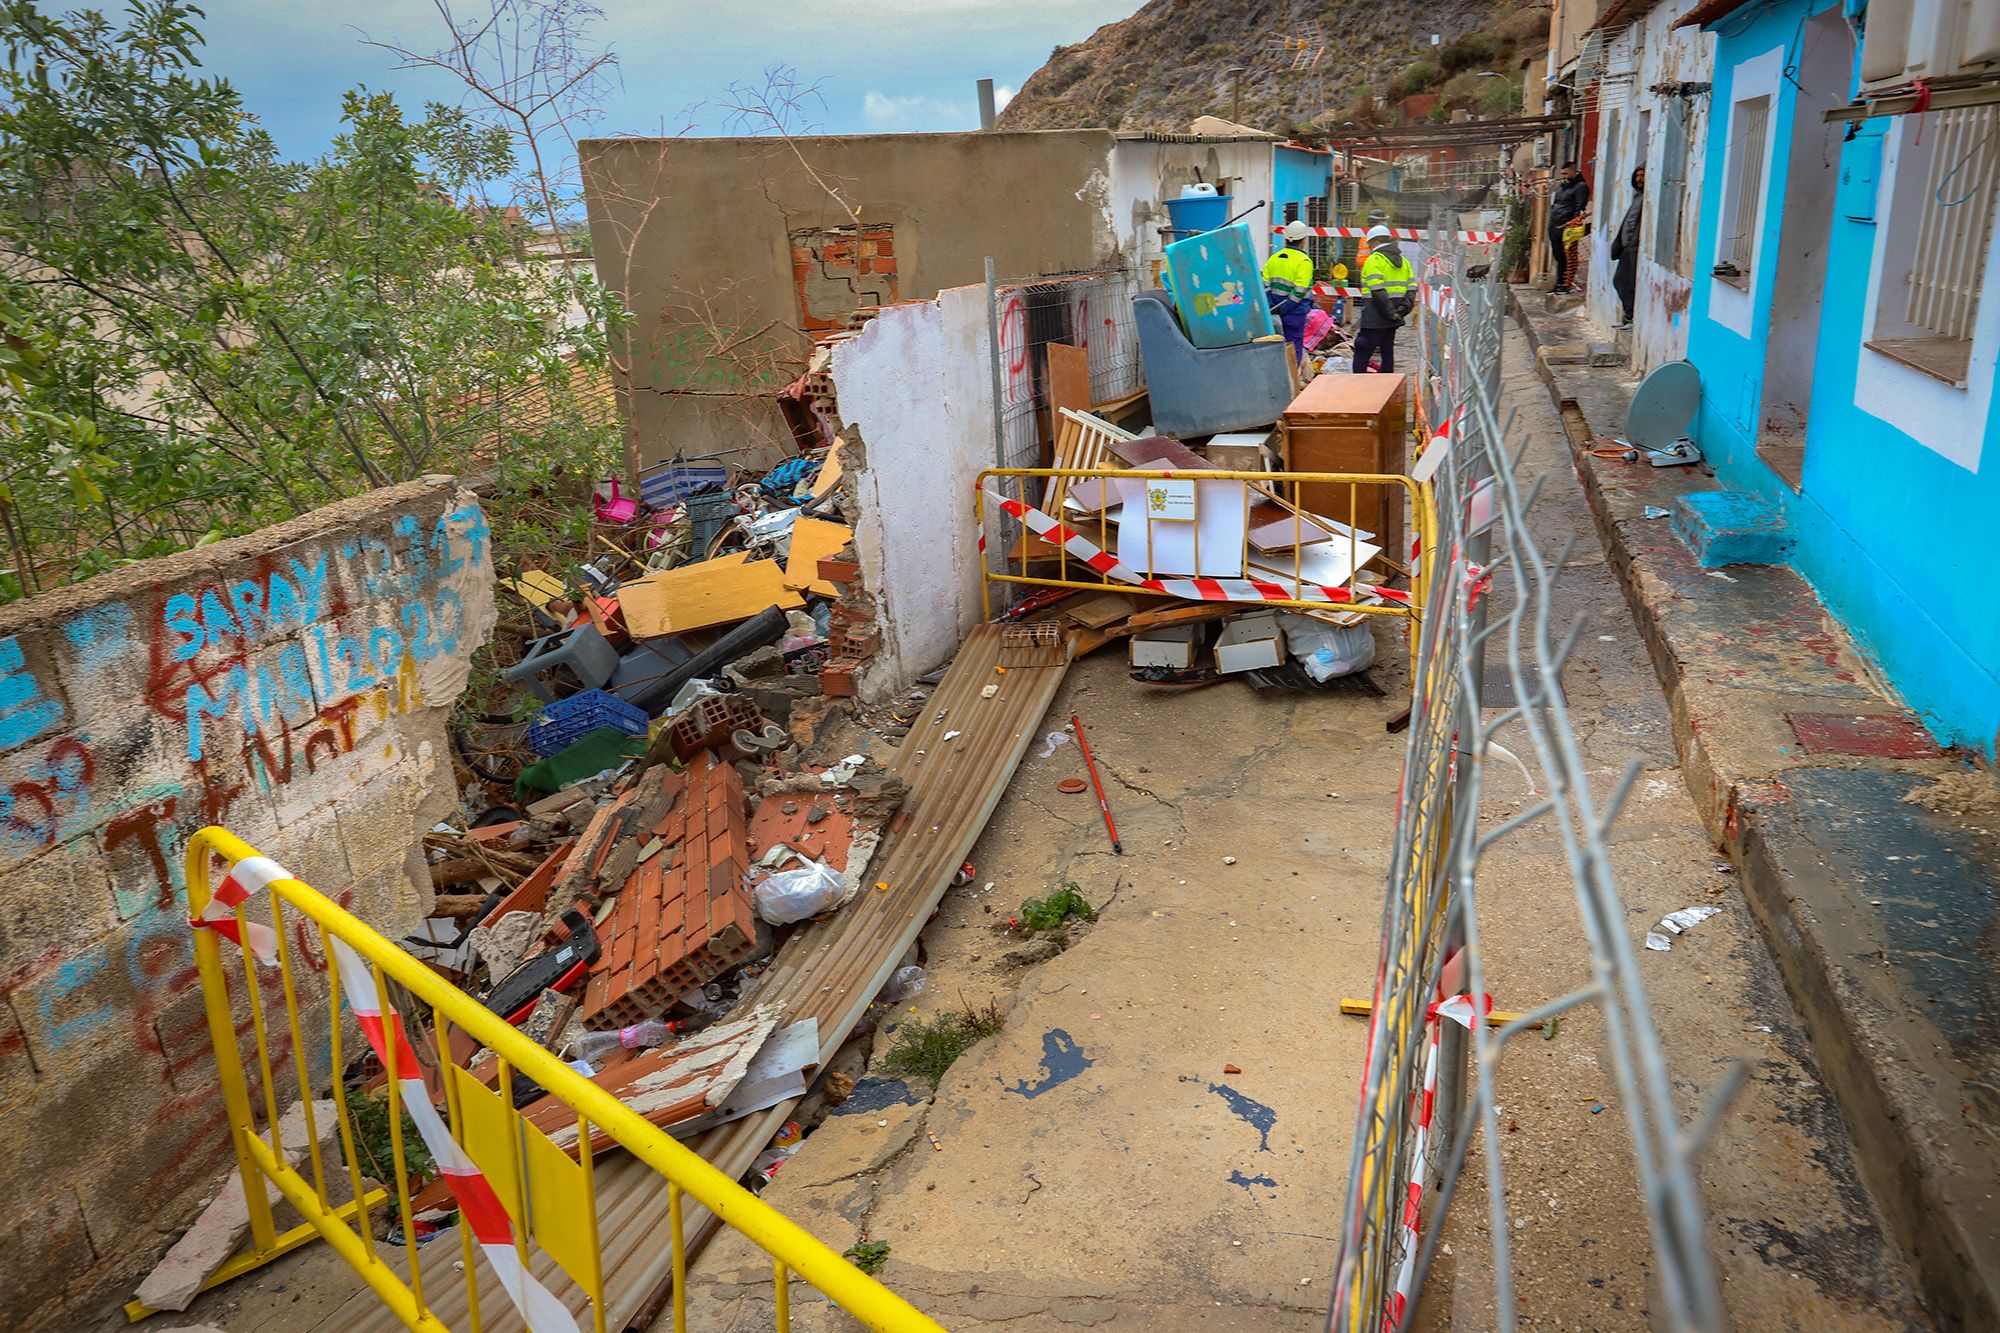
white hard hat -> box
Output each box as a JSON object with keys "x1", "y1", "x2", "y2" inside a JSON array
[
  {"x1": 1282, "y1": 220, "x2": 1312, "y2": 243},
  {"x1": 1366, "y1": 224, "x2": 1393, "y2": 242}
]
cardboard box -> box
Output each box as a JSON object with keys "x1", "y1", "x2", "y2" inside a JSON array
[
  {"x1": 1214, "y1": 612, "x2": 1286, "y2": 674},
  {"x1": 1128, "y1": 622, "x2": 1204, "y2": 670},
  {"x1": 1204, "y1": 431, "x2": 1273, "y2": 473}
]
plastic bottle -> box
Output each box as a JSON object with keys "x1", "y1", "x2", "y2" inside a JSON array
[{"x1": 567, "y1": 1018, "x2": 679, "y2": 1063}]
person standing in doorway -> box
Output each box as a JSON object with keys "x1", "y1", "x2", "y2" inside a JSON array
[
  {"x1": 1611, "y1": 166, "x2": 1645, "y2": 328},
  {"x1": 1264, "y1": 219, "x2": 1316, "y2": 362},
  {"x1": 1353, "y1": 224, "x2": 1413, "y2": 374},
  {"x1": 1548, "y1": 162, "x2": 1590, "y2": 293}
]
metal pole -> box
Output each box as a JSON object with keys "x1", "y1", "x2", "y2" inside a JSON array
[
  {"x1": 977, "y1": 79, "x2": 997, "y2": 131},
  {"x1": 986, "y1": 257, "x2": 1005, "y2": 471}
]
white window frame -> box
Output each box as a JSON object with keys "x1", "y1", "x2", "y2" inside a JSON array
[
  {"x1": 1867, "y1": 104, "x2": 1998, "y2": 384},
  {"x1": 1855, "y1": 109, "x2": 1999, "y2": 472},
  {"x1": 1706, "y1": 47, "x2": 1783, "y2": 339},
  {"x1": 1718, "y1": 94, "x2": 1772, "y2": 282}
]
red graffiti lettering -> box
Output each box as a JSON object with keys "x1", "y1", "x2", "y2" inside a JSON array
[{"x1": 104, "y1": 797, "x2": 181, "y2": 913}]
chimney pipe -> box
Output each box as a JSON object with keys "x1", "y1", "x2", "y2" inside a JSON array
[{"x1": 977, "y1": 78, "x2": 997, "y2": 130}]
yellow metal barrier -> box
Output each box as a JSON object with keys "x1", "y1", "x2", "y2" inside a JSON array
[
  {"x1": 138, "y1": 826, "x2": 945, "y2": 1333},
  {"x1": 975, "y1": 467, "x2": 1434, "y2": 628}
]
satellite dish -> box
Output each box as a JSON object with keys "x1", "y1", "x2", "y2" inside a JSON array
[{"x1": 1623, "y1": 360, "x2": 1703, "y2": 467}]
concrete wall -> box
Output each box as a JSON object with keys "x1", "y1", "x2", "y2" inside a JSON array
[
  {"x1": 0, "y1": 477, "x2": 494, "y2": 1325},
  {"x1": 830, "y1": 285, "x2": 998, "y2": 695},
  {"x1": 1688, "y1": 0, "x2": 2000, "y2": 756},
  {"x1": 1582, "y1": 5, "x2": 1714, "y2": 371},
  {"x1": 580, "y1": 130, "x2": 1122, "y2": 470},
  {"x1": 1108, "y1": 135, "x2": 1278, "y2": 280}
]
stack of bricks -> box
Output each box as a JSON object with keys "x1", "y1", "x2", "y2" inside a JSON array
[
  {"x1": 818, "y1": 554, "x2": 879, "y2": 699},
  {"x1": 579, "y1": 750, "x2": 757, "y2": 1030}
]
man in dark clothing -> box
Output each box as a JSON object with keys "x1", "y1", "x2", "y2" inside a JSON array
[
  {"x1": 1353, "y1": 224, "x2": 1414, "y2": 373},
  {"x1": 1548, "y1": 162, "x2": 1590, "y2": 293},
  {"x1": 1611, "y1": 166, "x2": 1645, "y2": 327}
]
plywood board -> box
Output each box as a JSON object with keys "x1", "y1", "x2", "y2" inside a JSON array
[
  {"x1": 809, "y1": 446, "x2": 843, "y2": 499},
  {"x1": 620, "y1": 559, "x2": 803, "y2": 637},
  {"x1": 783, "y1": 517, "x2": 853, "y2": 597},
  {"x1": 1048, "y1": 342, "x2": 1092, "y2": 438},
  {"x1": 1062, "y1": 591, "x2": 1139, "y2": 629}
]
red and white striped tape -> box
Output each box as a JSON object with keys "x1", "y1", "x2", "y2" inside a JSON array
[
  {"x1": 192, "y1": 856, "x2": 286, "y2": 963},
  {"x1": 197, "y1": 854, "x2": 578, "y2": 1332},
  {"x1": 987, "y1": 487, "x2": 1410, "y2": 608},
  {"x1": 1383, "y1": 992, "x2": 1490, "y2": 1331},
  {"x1": 1275, "y1": 226, "x2": 1504, "y2": 243}
]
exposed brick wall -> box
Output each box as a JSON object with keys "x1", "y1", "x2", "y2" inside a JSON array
[{"x1": 0, "y1": 476, "x2": 495, "y2": 1327}]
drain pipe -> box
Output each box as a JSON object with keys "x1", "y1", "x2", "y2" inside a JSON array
[{"x1": 977, "y1": 79, "x2": 997, "y2": 130}]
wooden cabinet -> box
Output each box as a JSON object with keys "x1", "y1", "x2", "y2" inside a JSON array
[{"x1": 1280, "y1": 373, "x2": 1409, "y2": 567}]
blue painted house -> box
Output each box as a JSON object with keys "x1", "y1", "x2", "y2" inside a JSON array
[{"x1": 1683, "y1": 0, "x2": 2000, "y2": 755}]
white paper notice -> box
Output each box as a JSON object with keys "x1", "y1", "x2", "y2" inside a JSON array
[
  {"x1": 1145, "y1": 477, "x2": 1199, "y2": 520},
  {"x1": 1113, "y1": 476, "x2": 1248, "y2": 577}
]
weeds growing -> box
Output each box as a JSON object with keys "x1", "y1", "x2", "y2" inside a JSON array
[
  {"x1": 1017, "y1": 883, "x2": 1094, "y2": 932},
  {"x1": 878, "y1": 997, "x2": 1006, "y2": 1085}
]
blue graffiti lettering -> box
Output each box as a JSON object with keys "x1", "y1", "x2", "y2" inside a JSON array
[{"x1": 0, "y1": 638, "x2": 63, "y2": 750}]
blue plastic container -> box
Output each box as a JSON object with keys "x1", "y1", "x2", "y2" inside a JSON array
[
  {"x1": 1163, "y1": 193, "x2": 1233, "y2": 236},
  {"x1": 527, "y1": 688, "x2": 651, "y2": 756}
]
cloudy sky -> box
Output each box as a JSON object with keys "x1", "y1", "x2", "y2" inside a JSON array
[{"x1": 185, "y1": 0, "x2": 1138, "y2": 160}]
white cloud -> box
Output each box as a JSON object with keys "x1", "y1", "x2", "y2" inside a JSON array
[
  {"x1": 862, "y1": 90, "x2": 975, "y2": 130},
  {"x1": 860, "y1": 82, "x2": 1016, "y2": 131}
]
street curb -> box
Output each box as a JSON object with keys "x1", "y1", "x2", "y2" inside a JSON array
[{"x1": 1506, "y1": 288, "x2": 1996, "y2": 1331}]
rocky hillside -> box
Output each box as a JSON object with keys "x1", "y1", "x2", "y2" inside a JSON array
[{"x1": 1000, "y1": 0, "x2": 1547, "y2": 136}]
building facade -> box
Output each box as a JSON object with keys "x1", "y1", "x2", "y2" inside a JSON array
[
  {"x1": 1575, "y1": 1, "x2": 1715, "y2": 371},
  {"x1": 1683, "y1": 0, "x2": 2000, "y2": 754}
]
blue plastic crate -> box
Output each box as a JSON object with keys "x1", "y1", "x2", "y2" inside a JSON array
[{"x1": 527, "y1": 689, "x2": 651, "y2": 756}]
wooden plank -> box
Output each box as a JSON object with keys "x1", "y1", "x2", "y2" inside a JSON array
[
  {"x1": 1061, "y1": 591, "x2": 1139, "y2": 629},
  {"x1": 1047, "y1": 342, "x2": 1092, "y2": 442},
  {"x1": 1285, "y1": 369, "x2": 1407, "y2": 420},
  {"x1": 782, "y1": 517, "x2": 853, "y2": 597},
  {"x1": 1106, "y1": 602, "x2": 1235, "y2": 637},
  {"x1": 618, "y1": 559, "x2": 802, "y2": 638}
]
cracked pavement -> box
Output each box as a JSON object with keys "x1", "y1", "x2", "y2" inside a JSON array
[{"x1": 679, "y1": 327, "x2": 1923, "y2": 1332}]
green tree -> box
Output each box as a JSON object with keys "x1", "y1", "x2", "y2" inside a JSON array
[{"x1": 0, "y1": 0, "x2": 623, "y2": 596}]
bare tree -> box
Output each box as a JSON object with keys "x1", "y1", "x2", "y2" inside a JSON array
[
  {"x1": 714, "y1": 63, "x2": 862, "y2": 229},
  {"x1": 364, "y1": 0, "x2": 618, "y2": 276}
]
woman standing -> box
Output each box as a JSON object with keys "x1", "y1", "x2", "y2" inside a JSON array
[{"x1": 1611, "y1": 166, "x2": 1645, "y2": 329}]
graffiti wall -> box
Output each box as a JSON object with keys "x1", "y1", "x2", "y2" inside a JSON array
[{"x1": 0, "y1": 476, "x2": 495, "y2": 1325}]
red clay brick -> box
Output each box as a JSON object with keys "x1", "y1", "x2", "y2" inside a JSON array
[{"x1": 821, "y1": 662, "x2": 858, "y2": 697}]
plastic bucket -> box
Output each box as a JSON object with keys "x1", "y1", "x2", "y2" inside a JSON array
[{"x1": 1163, "y1": 193, "x2": 1232, "y2": 235}]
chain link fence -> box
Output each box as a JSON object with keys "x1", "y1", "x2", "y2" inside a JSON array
[{"x1": 1328, "y1": 222, "x2": 1732, "y2": 1331}]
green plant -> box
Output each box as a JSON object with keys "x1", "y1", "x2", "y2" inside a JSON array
[
  {"x1": 844, "y1": 1239, "x2": 891, "y2": 1275},
  {"x1": 1439, "y1": 32, "x2": 1504, "y2": 75},
  {"x1": 1477, "y1": 77, "x2": 1526, "y2": 116},
  {"x1": 0, "y1": 1, "x2": 623, "y2": 599},
  {"x1": 342, "y1": 1086, "x2": 436, "y2": 1186},
  {"x1": 1396, "y1": 59, "x2": 1442, "y2": 98},
  {"x1": 1018, "y1": 883, "x2": 1095, "y2": 932},
  {"x1": 878, "y1": 998, "x2": 1006, "y2": 1085}
]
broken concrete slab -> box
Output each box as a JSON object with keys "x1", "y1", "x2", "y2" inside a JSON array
[{"x1": 135, "y1": 1099, "x2": 336, "y2": 1312}]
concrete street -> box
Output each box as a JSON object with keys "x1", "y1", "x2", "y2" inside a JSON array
[{"x1": 680, "y1": 324, "x2": 1923, "y2": 1331}]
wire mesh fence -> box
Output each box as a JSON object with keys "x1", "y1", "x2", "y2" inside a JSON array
[
  {"x1": 1328, "y1": 221, "x2": 1732, "y2": 1330},
  {"x1": 990, "y1": 266, "x2": 1144, "y2": 472}
]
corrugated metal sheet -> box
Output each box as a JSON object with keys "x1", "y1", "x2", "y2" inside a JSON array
[{"x1": 330, "y1": 623, "x2": 1071, "y2": 1331}]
